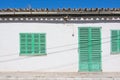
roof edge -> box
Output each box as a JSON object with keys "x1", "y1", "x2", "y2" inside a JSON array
[{"x1": 0, "y1": 8, "x2": 120, "y2": 15}]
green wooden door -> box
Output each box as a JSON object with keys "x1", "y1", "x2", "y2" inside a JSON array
[{"x1": 78, "y1": 27, "x2": 101, "y2": 72}]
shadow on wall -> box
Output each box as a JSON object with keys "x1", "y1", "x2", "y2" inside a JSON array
[{"x1": 0, "y1": 20, "x2": 120, "y2": 23}]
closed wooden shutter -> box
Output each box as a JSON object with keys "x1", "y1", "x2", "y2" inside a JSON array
[
  {"x1": 78, "y1": 27, "x2": 101, "y2": 72},
  {"x1": 79, "y1": 28, "x2": 89, "y2": 71},
  {"x1": 90, "y1": 28, "x2": 101, "y2": 71},
  {"x1": 111, "y1": 30, "x2": 120, "y2": 53},
  {"x1": 20, "y1": 33, "x2": 27, "y2": 54},
  {"x1": 20, "y1": 33, "x2": 46, "y2": 55},
  {"x1": 40, "y1": 34, "x2": 46, "y2": 54}
]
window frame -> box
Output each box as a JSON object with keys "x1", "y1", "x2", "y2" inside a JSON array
[
  {"x1": 19, "y1": 33, "x2": 46, "y2": 56},
  {"x1": 111, "y1": 30, "x2": 120, "y2": 54}
]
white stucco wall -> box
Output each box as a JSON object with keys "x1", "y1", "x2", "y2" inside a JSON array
[{"x1": 0, "y1": 22, "x2": 120, "y2": 72}]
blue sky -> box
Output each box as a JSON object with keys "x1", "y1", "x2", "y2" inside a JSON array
[{"x1": 0, "y1": 0, "x2": 120, "y2": 9}]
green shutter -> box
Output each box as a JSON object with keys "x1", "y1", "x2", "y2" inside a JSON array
[
  {"x1": 20, "y1": 33, "x2": 27, "y2": 54},
  {"x1": 111, "y1": 30, "x2": 118, "y2": 52},
  {"x1": 111, "y1": 30, "x2": 120, "y2": 53},
  {"x1": 90, "y1": 28, "x2": 101, "y2": 71},
  {"x1": 27, "y1": 33, "x2": 33, "y2": 54},
  {"x1": 79, "y1": 28, "x2": 89, "y2": 71},
  {"x1": 78, "y1": 27, "x2": 101, "y2": 72},
  {"x1": 40, "y1": 34, "x2": 46, "y2": 54},
  {"x1": 20, "y1": 33, "x2": 46, "y2": 56}
]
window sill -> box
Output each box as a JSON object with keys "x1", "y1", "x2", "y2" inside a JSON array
[
  {"x1": 19, "y1": 53, "x2": 47, "y2": 56},
  {"x1": 110, "y1": 52, "x2": 120, "y2": 55}
]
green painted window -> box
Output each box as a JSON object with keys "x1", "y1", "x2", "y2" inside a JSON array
[
  {"x1": 20, "y1": 33, "x2": 46, "y2": 55},
  {"x1": 111, "y1": 30, "x2": 120, "y2": 53},
  {"x1": 78, "y1": 27, "x2": 101, "y2": 72}
]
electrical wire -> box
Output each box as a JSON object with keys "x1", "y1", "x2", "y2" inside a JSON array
[
  {"x1": 0, "y1": 33, "x2": 117, "y2": 57},
  {"x1": 0, "y1": 34, "x2": 120, "y2": 63},
  {"x1": 0, "y1": 38, "x2": 117, "y2": 63}
]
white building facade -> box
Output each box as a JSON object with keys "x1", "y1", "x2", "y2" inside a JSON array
[{"x1": 0, "y1": 8, "x2": 120, "y2": 72}]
